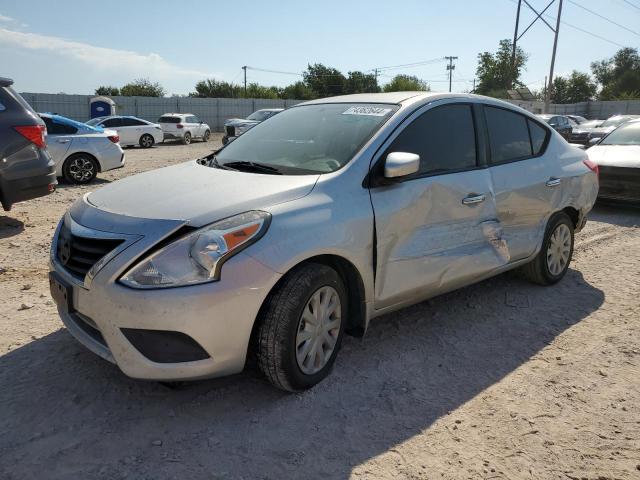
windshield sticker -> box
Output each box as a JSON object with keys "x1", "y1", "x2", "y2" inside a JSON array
[{"x1": 342, "y1": 106, "x2": 393, "y2": 116}]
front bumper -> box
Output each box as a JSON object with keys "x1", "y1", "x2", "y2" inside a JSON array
[
  {"x1": 598, "y1": 166, "x2": 640, "y2": 204},
  {"x1": 50, "y1": 202, "x2": 282, "y2": 381}
]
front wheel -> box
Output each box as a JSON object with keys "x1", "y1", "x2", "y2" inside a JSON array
[
  {"x1": 519, "y1": 212, "x2": 574, "y2": 285},
  {"x1": 256, "y1": 263, "x2": 347, "y2": 392},
  {"x1": 62, "y1": 154, "x2": 98, "y2": 184},
  {"x1": 139, "y1": 134, "x2": 154, "y2": 148},
  {"x1": 202, "y1": 130, "x2": 211, "y2": 142}
]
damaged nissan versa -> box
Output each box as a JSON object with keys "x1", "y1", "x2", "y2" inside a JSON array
[{"x1": 50, "y1": 92, "x2": 598, "y2": 391}]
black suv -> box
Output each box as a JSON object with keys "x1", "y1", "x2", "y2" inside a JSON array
[{"x1": 0, "y1": 77, "x2": 56, "y2": 211}]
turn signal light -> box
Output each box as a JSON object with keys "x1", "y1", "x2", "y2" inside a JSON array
[
  {"x1": 108, "y1": 135, "x2": 120, "y2": 144},
  {"x1": 176, "y1": 124, "x2": 184, "y2": 129}
]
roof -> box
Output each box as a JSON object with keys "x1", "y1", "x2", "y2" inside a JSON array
[
  {"x1": 257, "y1": 108, "x2": 284, "y2": 112},
  {"x1": 299, "y1": 92, "x2": 511, "y2": 107}
]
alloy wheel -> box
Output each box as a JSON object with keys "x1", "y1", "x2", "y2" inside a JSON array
[
  {"x1": 295, "y1": 286, "x2": 342, "y2": 375},
  {"x1": 68, "y1": 157, "x2": 95, "y2": 183}
]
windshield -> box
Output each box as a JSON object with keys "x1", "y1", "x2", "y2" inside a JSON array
[
  {"x1": 601, "y1": 117, "x2": 635, "y2": 128},
  {"x1": 215, "y1": 103, "x2": 398, "y2": 174},
  {"x1": 247, "y1": 110, "x2": 276, "y2": 121},
  {"x1": 601, "y1": 122, "x2": 640, "y2": 146}
]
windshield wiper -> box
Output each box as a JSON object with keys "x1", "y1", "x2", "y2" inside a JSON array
[{"x1": 222, "y1": 161, "x2": 283, "y2": 175}]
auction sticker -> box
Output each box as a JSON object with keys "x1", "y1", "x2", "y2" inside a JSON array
[{"x1": 342, "y1": 106, "x2": 393, "y2": 116}]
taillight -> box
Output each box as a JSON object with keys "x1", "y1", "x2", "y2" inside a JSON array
[
  {"x1": 14, "y1": 125, "x2": 46, "y2": 149},
  {"x1": 176, "y1": 124, "x2": 184, "y2": 129},
  {"x1": 108, "y1": 135, "x2": 120, "y2": 144},
  {"x1": 583, "y1": 158, "x2": 599, "y2": 178}
]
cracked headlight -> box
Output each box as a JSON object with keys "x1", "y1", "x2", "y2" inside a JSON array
[{"x1": 120, "y1": 211, "x2": 270, "y2": 289}]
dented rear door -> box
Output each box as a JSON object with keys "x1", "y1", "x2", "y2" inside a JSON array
[{"x1": 370, "y1": 101, "x2": 508, "y2": 311}]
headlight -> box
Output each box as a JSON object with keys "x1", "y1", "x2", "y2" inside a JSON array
[{"x1": 120, "y1": 211, "x2": 270, "y2": 289}]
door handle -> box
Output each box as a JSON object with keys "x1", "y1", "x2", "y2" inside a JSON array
[
  {"x1": 462, "y1": 194, "x2": 486, "y2": 205},
  {"x1": 56, "y1": 139, "x2": 70, "y2": 144},
  {"x1": 546, "y1": 178, "x2": 561, "y2": 187}
]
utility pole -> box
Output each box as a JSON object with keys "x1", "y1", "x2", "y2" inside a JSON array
[
  {"x1": 544, "y1": 0, "x2": 563, "y2": 113},
  {"x1": 242, "y1": 66, "x2": 247, "y2": 97},
  {"x1": 445, "y1": 56, "x2": 458, "y2": 93},
  {"x1": 510, "y1": 0, "x2": 522, "y2": 90},
  {"x1": 472, "y1": 78, "x2": 476, "y2": 93},
  {"x1": 373, "y1": 68, "x2": 379, "y2": 88}
]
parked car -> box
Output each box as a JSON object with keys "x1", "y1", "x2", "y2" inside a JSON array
[
  {"x1": 537, "y1": 114, "x2": 572, "y2": 141},
  {"x1": 566, "y1": 115, "x2": 588, "y2": 125},
  {"x1": 584, "y1": 114, "x2": 640, "y2": 144},
  {"x1": 0, "y1": 77, "x2": 56, "y2": 211},
  {"x1": 40, "y1": 113, "x2": 124, "y2": 184},
  {"x1": 587, "y1": 119, "x2": 640, "y2": 204},
  {"x1": 157, "y1": 113, "x2": 210, "y2": 145},
  {"x1": 569, "y1": 119, "x2": 605, "y2": 145},
  {"x1": 50, "y1": 93, "x2": 598, "y2": 392},
  {"x1": 223, "y1": 108, "x2": 283, "y2": 144},
  {"x1": 86, "y1": 115, "x2": 163, "y2": 148}
]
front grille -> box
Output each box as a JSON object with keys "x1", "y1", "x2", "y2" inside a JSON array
[
  {"x1": 225, "y1": 125, "x2": 235, "y2": 137},
  {"x1": 57, "y1": 226, "x2": 123, "y2": 279}
]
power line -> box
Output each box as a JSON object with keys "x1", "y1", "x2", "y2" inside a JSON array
[
  {"x1": 622, "y1": 0, "x2": 640, "y2": 12},
  {"x1": 566, "y1": 0, "x2": 640, "y2": 37},
  {"x1": 371, "y1": 57, "x2": 446, "y2": 72}
]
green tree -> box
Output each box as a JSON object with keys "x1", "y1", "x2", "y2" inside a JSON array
[
  {"x1": 345, "y1": 71, "x2": 380, "y2": 94},
  {"x1": 475, "y1": 39, "x2": 528, "y2": 98},
  {"x1": 591, "y1": 47, "x2": 640, "y2": 100},
  {"x1": 243, "y1": 83, "x2": 280, "y2": 99},
  {"x1": 95, "y1": 85, "x2": 120, "y2": 96},
  {"x1": 382, "y1": 74, "x2": 430, "y2": 92},
  {"x1": 551, "y1": 71, "x2": 597, "y2": 103},
  {"x1": 119, "y1": 78, "x2": 165, "y2": 97},
  {"x1": 190, "y1": 78, "x2": 239, "y2": 97},
  {"x1": 303, "y1": 63, "x2": 347, "y2": 97},
  {"x1": 281, "y1": 81, "x2": 316, "y2": 100}
]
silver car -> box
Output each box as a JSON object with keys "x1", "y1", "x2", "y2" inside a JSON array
[{"x1": 49, "y1": 93, "x2": 598, "y2": 391}]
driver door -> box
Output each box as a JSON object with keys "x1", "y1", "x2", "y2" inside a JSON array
[{"x1": 370, "y1": 102, "x2": 506, "y2": 310}]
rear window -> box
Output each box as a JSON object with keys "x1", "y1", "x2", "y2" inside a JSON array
[
  {"x1": 42, "y1": 116, "x2": 78, "y2": 135},
  {"x1": 158, "y1": 116, "x2": 181, "y2": 123},
  {"x1": 1, "y1": 86, "x2": 37, "y2": 115}
]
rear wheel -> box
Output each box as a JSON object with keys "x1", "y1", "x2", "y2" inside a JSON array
[
  {"x1": 519, "y1": 212, "x2": 574, "y2": 285},
  {"x1": 202, "y1": 130, "x2": 211, "y2": 142},
  {"x1": 182, "y1": 132, "x2": 191, "y2": 145},
  {"x1": 256, "y1": 263, "x2": 346, "y2": 392},
  {"x1": 139, "y1": 134, "x2": 154, "y2": 148},
  {"x1": 62, "y1": 154, "x2": 98, "y2": 184}
]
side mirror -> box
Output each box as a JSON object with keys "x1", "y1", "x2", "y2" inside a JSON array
[
  {"x1": 588, "y1": 137, "x2": 600, "y2": 146},
  {"x1": 384, "y1": 152, "x2": 420, "y2": 179}
]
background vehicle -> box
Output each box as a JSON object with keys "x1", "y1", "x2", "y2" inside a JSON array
[
  {"x1": 223, "y1": 108, "x2": 283, "y2": 144},
  {"x1": 584, "y1": 114, "x2": 640, "y2": 143},
  {"x1": 157, "y1": 113, "x2": 210, "y2": 145},
  {"x1": 587, "y1": 119, "x2": 640, "y2": 204},
  {"x1": 50, "y1": 93, "x2": 598, "y2": 392},
  {"x1": 86, "y1": 116, "x2": 163, "y2": 148},
  {"x1": 40, "y1": 113, "x2": 124, "y2": 184},
  {"x1": 537, "y1": 114, "x2": 572, "y2": 141},
  {"x1": 569, "y1": 119, "x2": 604, "y2": 145},
  {"x1": 566, "y1": 115, "x2": 588, "y2": 124},
  {"x1": 0, "y1": 77, "x2": 55, "y2": 211}
]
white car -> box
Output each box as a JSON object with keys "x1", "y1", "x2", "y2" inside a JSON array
[
  {"x1": 157, "y1": 113, "x2": 211, "y2": 145},
  {"x1": 40, "y1": 113, "x2": 124, "y2": 184},
  {"x1": 86, "y1": 115, "x2": 164, "y2": 148}
]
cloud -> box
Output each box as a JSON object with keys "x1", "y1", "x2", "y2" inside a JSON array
[
  {"x1": 0, "y1": 27, "x2": 215, "y2": 83},
  {"x1": 0, "y1": 14, "x2": 16, "y2": 22}
]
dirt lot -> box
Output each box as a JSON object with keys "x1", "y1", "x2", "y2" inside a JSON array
[{"x1": 1, "y1": 134, "x2": 639, "y2": 479}]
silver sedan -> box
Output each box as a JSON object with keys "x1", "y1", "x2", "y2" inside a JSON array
[{"x1": 49, "y1": 93, "x2": 598, "y2": 391}]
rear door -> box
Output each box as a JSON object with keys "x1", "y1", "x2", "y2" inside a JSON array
[
  {"x1": 100, "y1": 117, "x2": 124, "y2": 141},
  {"x1": 484, "y1": 105, "x2": 557, "y2": 261},
  {"x1": 42, "y1": 116, "x2": 76, "y2": 166},
  {"x1": 370, "y1": 101, "x2": 507, "y2": 310}
]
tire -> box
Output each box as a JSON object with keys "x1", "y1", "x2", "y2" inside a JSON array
[
  {"x1": 519, "y1": 212, "x2": 574, "y2": 285},
  {"x1": 182, "y1": 132, "x2": 192, "y2": 145},
  {"x1": 62, "y1": 154, "x2": 98, "y2": 184},
  {"x1": 139, "y1": 134, "x2": 154, "y2": 148},
  {"x1": 256, "y1": 263, "x2": 347, "y2": 392},
  {"x1": 222, "y1": 135, "x2": 229, "y2": 145},
  {"x1": 202, "y1": 130, "x2": 211, "y2": 142}
]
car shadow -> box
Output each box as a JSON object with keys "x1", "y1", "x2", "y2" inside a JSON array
[
  {"x1": 590, "y1": 201, "x2": 640, "y2": 227},
  {"x1": 0, "y1": 216, "x2": 25, "y2": 239},
  {"x1": 54, "y1": 178, "x2": 112, "y2": 190},
  {"x1": 0, "y1": 268, "x2": 604, "y2": 479}
]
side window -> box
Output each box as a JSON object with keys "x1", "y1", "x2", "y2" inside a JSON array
[
  {"x1": 485, "y1": 106, "x2": 532, "y2": 163},
  {"x1": 386, "y1": 104, "x2": 477, "y2": 175},
  {"x1": 121, "y1": 118, "x2": 146, "y2": 126},
  {"x1": 101, "y1": 118, "x2": 122, "y2": 128},
  {"x1": 42, "y1": 117, "x2": 77, "y2": 135},
  {"x1": 191, "y1": 116, "x2": 200, "y2": 123},
  {"x1": 528, "y1": 120, "x2": 548, "y2": 155}
]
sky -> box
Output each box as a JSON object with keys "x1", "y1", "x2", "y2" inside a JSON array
[{"x1": 0, "y1": 0, "x2": 638, "y2": 96}]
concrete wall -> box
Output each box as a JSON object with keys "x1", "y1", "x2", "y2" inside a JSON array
[
  {"x1": 506, "y1": 99, "x2": 640, "y2": 119},
  {"x1": 20, "y1": 93, "x2": 303, "y2": 131}
]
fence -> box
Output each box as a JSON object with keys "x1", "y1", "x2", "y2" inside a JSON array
[
  {"x1": 20, "y1": 92, "x2": 640, "y2": 126},
  {"x1": 19, "y1": 93, "x2": 304, "y2": 132}
]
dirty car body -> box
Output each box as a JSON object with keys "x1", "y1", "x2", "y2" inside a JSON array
[{"x1": 50, "y1": 92, "x2": 598, "y2": 390}]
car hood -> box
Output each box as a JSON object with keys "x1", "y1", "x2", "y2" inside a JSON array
[
  {"x1": 87, "y1": 160, "x2": 319, "y2": 226},
  {"x1": 587, "y1": 145, "x2": 640, "y2": 168}
]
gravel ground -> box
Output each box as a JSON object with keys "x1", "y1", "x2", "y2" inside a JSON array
[{"x1": 1, "y1": 134, "x2": 639, "y2": 479}]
